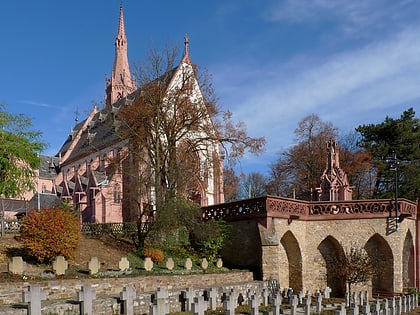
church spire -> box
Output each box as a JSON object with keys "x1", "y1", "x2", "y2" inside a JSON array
[
  {"x1": 181, "y1": 34, "x2": 191, "y2": 64},
  {"x1": 105, "y1": 4, "x2": 136, "y2": 107}
]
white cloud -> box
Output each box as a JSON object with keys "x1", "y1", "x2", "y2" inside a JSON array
[
  {"x1": 213, "y1": 25, "x2": 420, "y2": 174},
  {"x1": 20, "y1": 100, "x2": 60, "y2": 109}
]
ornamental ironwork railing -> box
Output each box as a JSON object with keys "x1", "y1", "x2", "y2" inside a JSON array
[
  {"x1": 0, "y1": 221, "x2": 138, "y2": 236},
  {"x1": 202, "y1": 196, "x2": 417, "y2": 222}
]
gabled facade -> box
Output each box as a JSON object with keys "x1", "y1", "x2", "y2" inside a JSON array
[{"x1": 51, "y1": 5, "x2": 224, "y2": 223}]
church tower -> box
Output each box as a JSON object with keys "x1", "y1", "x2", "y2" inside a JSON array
[
  {"x1": 105, "y1": 4, "x2": 136, "y2": 107},
  {"x1": 316, "y1": 139, "x2": 353, "y2": 201}
]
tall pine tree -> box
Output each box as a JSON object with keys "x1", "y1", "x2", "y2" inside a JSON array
[{"x1": 356, "y1": 108, "x2": 420, "y2": 201}]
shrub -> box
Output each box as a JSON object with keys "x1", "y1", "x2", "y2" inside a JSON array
[
  {"x1": 144, "y1": 248, "x2": 164, "y2": 264},
  {"x1": 192, "y1": 219, "x2": 231, "y2": 263},
  {"x1": 20, "y1": 205, "x2": 80, "y2": 263}
]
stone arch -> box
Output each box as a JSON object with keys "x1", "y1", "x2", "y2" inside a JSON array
[
  {"x1": 280, "y1": 231, "x2": 303, "y2": 292},
  {"x1": 403, "y1": 230, "x2": 415, "y2": 288},
  {"x1": 318, "y1": 236, "x2": 346, "y2": 297},
  {"x1": 364, "y1": 233, "x2": 394, "y2": 295}
]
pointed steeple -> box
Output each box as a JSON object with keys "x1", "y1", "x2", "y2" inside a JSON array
[
  {"x1": 105, "y1": 4, "x2": 136, "y2": 107},
  {"x1": 316, "y1": 139, "x2": 353, "y2": 201},
  {"x1": 181, "y1": 34, "x2": 191, "y2": 64}
]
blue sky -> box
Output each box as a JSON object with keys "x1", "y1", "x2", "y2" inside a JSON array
[{"x1": 1, "y1": 1, "x2": 419, "y2": 175}]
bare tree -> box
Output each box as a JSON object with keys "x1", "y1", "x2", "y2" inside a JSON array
[
  {"x1": 223, "y1": 167, "x2": 240, "y2": 202},
  {"x1": 267, "y1": 114, "x2": 337, "y2": 200},
  {"x1": 239, "y1": 172, "x2": 267, "y2": 199},
  {"x1": 112, "y1": 45, "x2": 265, "y2": 248},
  {"x1": 325, "y1": 246, "x2": 374, "y2": 296}
]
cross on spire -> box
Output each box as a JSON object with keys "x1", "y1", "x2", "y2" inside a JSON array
[{"x1": 182, "y1": 34, "x2": 191, "y2": 64}]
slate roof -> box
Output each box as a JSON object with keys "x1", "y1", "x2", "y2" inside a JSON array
[
  {"x1": 56, "y1": 97, "x2": 127, "y2": 166},
  {"x1": 56, "y1": 65, "x2": 182, "y2": 167},
  {"x1": 39, "y1": 154, "x2": 59, "y2": 179}
]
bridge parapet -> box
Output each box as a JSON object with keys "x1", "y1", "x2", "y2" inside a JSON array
[{"x1": 202, "y1": 196, "x2": 417, "y2": 222}]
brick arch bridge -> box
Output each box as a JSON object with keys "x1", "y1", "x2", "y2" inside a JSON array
[{"x1": 202, "y1": 196, "x2": 419, "y2": 297}]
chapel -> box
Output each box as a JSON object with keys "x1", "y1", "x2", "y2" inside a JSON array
[{"x1": 47, "y1": 5, "x2": 224, "y2": 223}]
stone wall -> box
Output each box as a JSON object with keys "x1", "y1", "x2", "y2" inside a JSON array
[
  {"x1": 220, "y1": 214, "x2": 417, "y2": 297},
  {"x1": 0, "y1": 271, "x2": 255, "y2": 314},
  {"x1": 264, "y1": 216, "x2": 417, "y2": 295}
]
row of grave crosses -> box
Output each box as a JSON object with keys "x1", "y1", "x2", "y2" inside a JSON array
[{"x1": 20, "y1": 284, "x2": 419, "y2": 315}]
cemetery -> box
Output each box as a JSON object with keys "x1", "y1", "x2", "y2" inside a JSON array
[{"x1": 0, "y1": 252, "x2": 418, "y2": 314}]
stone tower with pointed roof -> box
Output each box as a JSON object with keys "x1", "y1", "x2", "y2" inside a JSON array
[
  {"x1": 105, "y1": 4, "x2": 136, "y2": 107},
  {"x1": 316, "y1": 139, "x2": 353, "y2": 201}
]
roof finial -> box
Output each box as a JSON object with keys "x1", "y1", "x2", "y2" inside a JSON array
[
  {"x1": 74, "y1": 108, "x2": 79, "y2": 124},
  {"x1": 182, "y1": 34, "x2": 191, "y2": 64}
]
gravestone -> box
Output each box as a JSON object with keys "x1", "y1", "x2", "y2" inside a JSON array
[
  {"x1": 247, "y1": 288, "x2": 254, "y2": 302},
  {"x1": 401, "y1": 295, "x2": 407, "y2": 313},
  {"x1": 216, "y1": 258, "x2": 223, "y2": 268},
  {"x1": 8, "y1": 256, "x2": 25, "y2": 275},
  {"x1": 373, "y1": 299, "x2": 381, "y2": 315},
  {"x1": 77, "y1": 284, "x2": 96, "y2": 315},
  {"x1": 359, "y1": 291, "x2": 364, "y2": 306},
  {"x1": 345, "y1": 291, "x2": 350, "y2": 307},
  {"x1": 383, "y1": 298, "x2": 389, "y2": 315},
  {"x1": 53, "y1": 255, "x2": 68, "y2": 275},
  {"x1": 362, "y1": 300, "x2": 371, "y2": 315},
  {"x1": 396, "y1": 296, "x2": 402, "y2": 315},
  {"x1": 119, "y1": 256, "x2": 130, "y2": 271},
  {"x1": 192, "y1": 296, "x2": 207, "y2": 315},
  {"x1": 262, "y1": 288, "x2": 269, "y2": 306},
  {"x1": 88, "y1": 256, "x2": 100, "y2": 275},
  {"x1": 364, "y1": 291, "x2": 370, "y2": 303},
  {"x1": 315, "y1": 292, "x2": 323, "y2": 313},
  {"x1": 335, "y1": 303, "x2": 346, "y2": 315},
  {"x1": 287, "y1": 288, "x2": 294, "y2": 304},
  {"x1": 304, "y1": 294, "x2": 312, "y2": 315},
  {"x1": 298, "y1": 291, "x2": 304, "y2": 304},
  {"x1": 22, "y1": 284, "x2": 46, "y2": 315},
  {"x1": 185, "y1": 287, "x2": 195, "y2": 311},
  {"x1": 390, "y1": 297, "x2": 396, "y2": 315},
  {"x1": 155, "y1": 287, "x2": 169, "y2": 314},
  {"x1": 250, "y1": 295, "x2": 259, "y2": 315},
  {"x1": 273, "y1": 292, "x2": 282, "y2": 315},
  {"x1": 229, "y1": 288, "x2": 238, "y2": 308},
  {"x1": 223, "y1": 296, "x2": 235, "y2": 315},
  {"x1": 120, "y1": 285, "x2": 136, "y2": 315},
  {"x1": 201, "y1": 258, "x2": 208, "y2": 270},
  {"x1": 208, "y1": 287, "x2": 218, "y2": 310},
  {"x1": 324, "y1": 286, "x2": 331, "y2": 299},
  {"x1": 185, "y1": 258, "x2": 193, "y2": 270},
  {"x1": 290, "y1": 295, "x2": 299, "y2": 315},
  {"x1": 165, "y1": 257, "x2": 174, "y2": 270},
  {"x1": 350, "y1": 303, "x2": 359, "y2": 315},
  {"x1": 352, "y1": 292, "x2": 357, "y2": 304},
  {"x1": 142, "y1": 257, "x2": 153, "y2": 271}
]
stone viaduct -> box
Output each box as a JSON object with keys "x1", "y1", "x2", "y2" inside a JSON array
[{"x1": 203, "y1": 196, "x2": 419, "y2": 297}]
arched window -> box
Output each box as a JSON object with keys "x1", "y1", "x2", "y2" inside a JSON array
[{"x1": 113, "y1": 184, "x2": 121, "y2": 203}]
